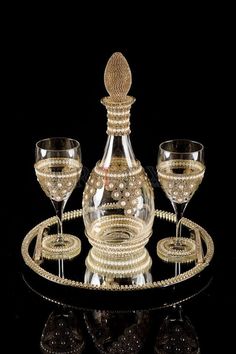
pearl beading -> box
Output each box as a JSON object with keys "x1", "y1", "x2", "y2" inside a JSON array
[{"x1": 101, "y1": 96, "x2": 135, "y2": 136}]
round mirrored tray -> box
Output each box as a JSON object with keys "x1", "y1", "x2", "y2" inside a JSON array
[{"x1": 21, "y1": 209, "x2": 214, "y2": 298}]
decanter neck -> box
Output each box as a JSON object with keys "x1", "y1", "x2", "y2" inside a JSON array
[
  {"x1": 100, "y1": 135, "x2": 136, "y2": 169},
  {"x1": 101, "y1": 96, "x2": 136, "y2": 136}
]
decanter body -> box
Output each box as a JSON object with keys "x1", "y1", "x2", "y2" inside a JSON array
[{"x1": 82, "y1": 53, "x2": 155, "y2": 286}]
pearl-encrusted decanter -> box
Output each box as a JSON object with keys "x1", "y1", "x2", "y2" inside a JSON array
[{"x1": 82, "y1": 52, "x2": 155, "y2": 286}]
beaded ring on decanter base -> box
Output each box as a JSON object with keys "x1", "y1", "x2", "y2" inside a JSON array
[{"x1": 21, "y1": 209, "x2": 214, "y2": 291}]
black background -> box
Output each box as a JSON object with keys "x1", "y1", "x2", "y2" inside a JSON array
[{"x1": 5, "y1": 5, "x2": 234, "y2": 353}]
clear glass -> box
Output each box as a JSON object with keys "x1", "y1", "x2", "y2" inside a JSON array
[
  {"x1": 34, "y1": 137, "x2": 82, "y2": 274},
  {"x1": 156, "y1": 139, "x2": 205, "y2": 263},
  {"x1": 82, "y1": 134, "x2": 155, "y2": 285}
]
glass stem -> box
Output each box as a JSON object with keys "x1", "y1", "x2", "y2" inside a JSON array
[
  {"x1": 175, "y1": 262, "x2": 181, "y2": 276},
  {"x1": 52, "y1": 200, "x2": 66, "y2": 244},
  {"x1": 173, "y1": 202, "x2": 187, "y2": 246},
  {"x1": 52, "y1": 199, "x2": 66, "y2": 279}
]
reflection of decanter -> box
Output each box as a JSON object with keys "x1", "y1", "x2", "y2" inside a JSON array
[
  {"x1": 40, "y1": 308, "x2": 84, "y2": 353},
  {"x1": 84, "y1": 309, "x2": 150, "y2": 353},
  {"x1": 154, "y1": 305, "x2": 200, "y2": 354},
  {"x1": 82, "y1": 52, "x2": 155, "y2": 286}
]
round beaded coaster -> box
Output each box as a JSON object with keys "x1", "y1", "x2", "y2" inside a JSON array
[
  {"x1": 42, "y1": 234, "x2": 81, "y2": 260},
  {"x1": 157, "y1": 237, "x2": 197, "y2": 263}
]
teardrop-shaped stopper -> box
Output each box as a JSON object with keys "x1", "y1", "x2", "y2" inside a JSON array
[{"x1": 104, "y1": 52, "x2": 132, "y2": 102}]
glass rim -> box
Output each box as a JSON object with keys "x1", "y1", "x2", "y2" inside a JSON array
[
  {"x1": 159, "y1": 139, "x2": 204, "y2": 154},
  {"x1": 36, "y1": 137, "x2": 81, "y2": 151}
]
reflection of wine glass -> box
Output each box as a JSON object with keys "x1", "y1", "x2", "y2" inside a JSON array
[
  {"x1": 156, "y1": 139, "x2": 205, "y2": 263},
  {"x1": 35, "y1": 137, "x2": 82, "y2": 264},
  {"x1": 40, "y1": 308, "x2": 85, "y2": 354},
  {"x1": 154, "y1": 305, "x2": 200, "y2": 354}
]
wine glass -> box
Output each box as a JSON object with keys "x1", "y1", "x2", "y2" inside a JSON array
[
  {"x1": 156, "y1": 139, "x2": 205, "y2": 263},
  {"x1": 34, "y1": 137, "x2": 82, "y2": 264}
]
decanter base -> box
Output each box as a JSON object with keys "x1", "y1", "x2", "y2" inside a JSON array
[{"x1": 84, "y1": 246, "x2": 152, "y2": 285}]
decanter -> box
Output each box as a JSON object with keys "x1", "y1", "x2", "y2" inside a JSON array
[{"x1": 82, "y1": 52, "x2": 155, "y2": 286}]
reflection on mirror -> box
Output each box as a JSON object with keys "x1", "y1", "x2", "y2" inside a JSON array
[
  {"x1": 38, "y1": 304, "x2": 201, "y2": 353},
  {"x1": 40, "y1": 307, "x2": 85, "y2": 354},
  {"x1": 154, "y1": 305, "x2": 200, "y2": 354},
  {"x1": 22, "y1": 268, "x2": 210, "y2": 353},
  {"x1": 84, "y1": 309, "x2": 150, "y2": 353}
]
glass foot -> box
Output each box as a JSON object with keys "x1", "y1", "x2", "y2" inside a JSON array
[
  {"x1": 157, "y1": 237, "x2": 197, "y2": 263},
  {"x1": 42, "y1": 234, "x2": 81, "y2": 260}
]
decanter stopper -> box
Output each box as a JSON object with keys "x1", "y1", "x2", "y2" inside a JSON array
[
  {"x1": 104, "y1": 52, "x2": 132, "y2": 101},
  {"x1": 82, "y1": 52, "x2": 155, "y2": 287}
]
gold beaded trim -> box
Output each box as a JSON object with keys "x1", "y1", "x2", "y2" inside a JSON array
[
  {"x1": 157, "y1": 160, "x2": 205, "y2": 181},
  {"x1": 21, "y1": 209, "x2": 214, "y2": 291},
  {"x1": 101, "y1": 97, "x2": 136, "y2": 136}
]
